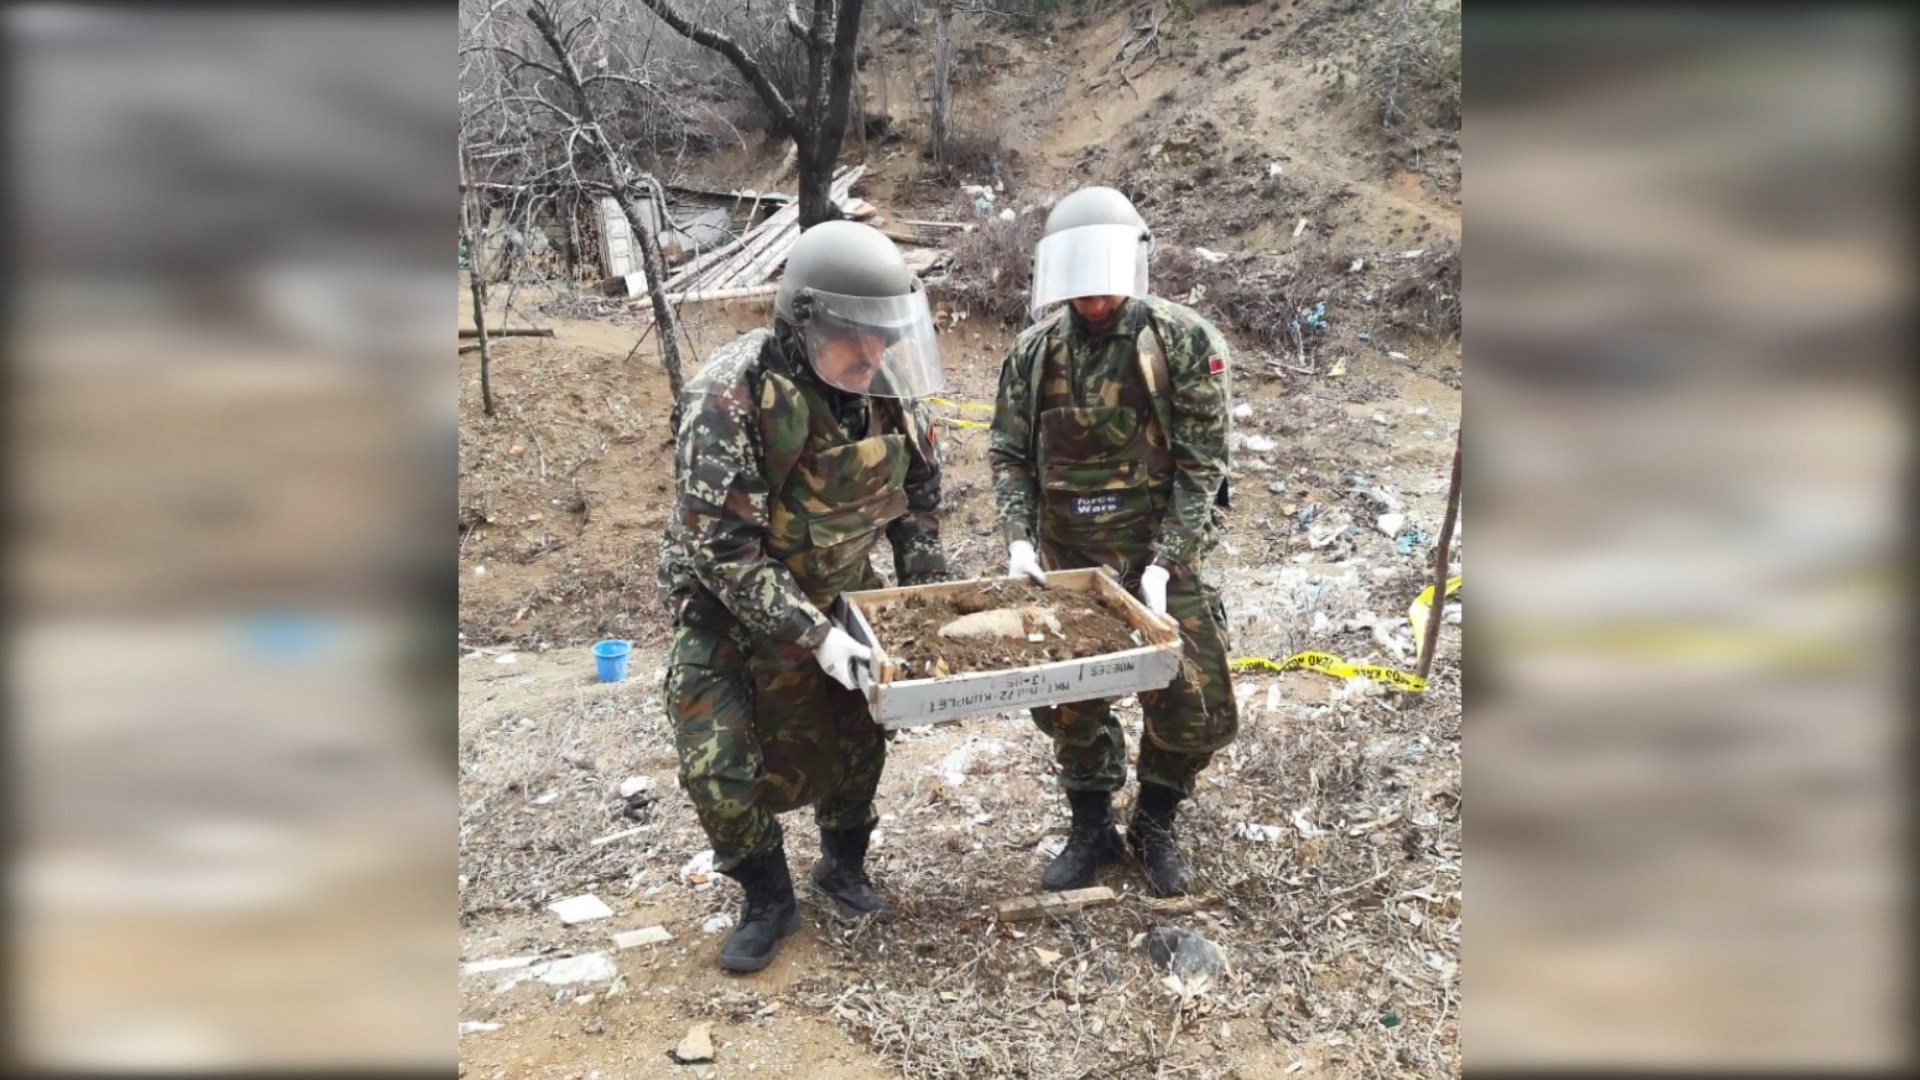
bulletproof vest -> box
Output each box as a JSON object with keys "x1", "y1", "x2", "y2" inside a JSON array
[
  {"x1": 1028, "y1": 312, "x2": 1176, "y2": 556},
  {"x1": 756, "y1": 366, "x2": 911, "y2": 607}
]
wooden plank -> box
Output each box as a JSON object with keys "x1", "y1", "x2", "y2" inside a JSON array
[
  {"x1": 878, "y1": 228, "x2": 937, "y2": 247},
  {"x1": 459, "y1": 327, "x2": 551, "y2": 338},
  {"x1": 995, "y1": 886, "x2": 1116, "y2": 922},
  {"x1": 667, "y1": 165, "x2": 864, "y2": 292}
]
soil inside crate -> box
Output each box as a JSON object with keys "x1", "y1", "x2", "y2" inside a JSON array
[{"x1": 861, "y1": 579, "x2": 1148, "y2": 677}]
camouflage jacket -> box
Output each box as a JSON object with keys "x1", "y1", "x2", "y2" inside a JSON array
[
  {"x1": 988, "y1": 297, "x2": 1231, "y2": 570},
  {"x1": 658, "y1": 329, "x2": 948, "y2": 648}
]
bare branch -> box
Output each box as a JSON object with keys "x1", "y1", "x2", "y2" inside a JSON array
[
  {"x1": 787, "y1": 1, "x2": 810, "y2": 42},
  {"x1": 631, "y1": 0, "x2": 801, "y2": 140}
]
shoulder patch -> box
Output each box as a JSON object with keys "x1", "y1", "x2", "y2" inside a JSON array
[{"x1": 1208, "y1": 354, "x2": 1227, "y2": 375}]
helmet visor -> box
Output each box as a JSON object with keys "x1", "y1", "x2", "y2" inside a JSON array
[
  {"x1": 1031, "y1": 223, "x2": 1150, "y2": 316},
  {"x1": 798, "y1": 286, "x2": 946, "y2": 399}
]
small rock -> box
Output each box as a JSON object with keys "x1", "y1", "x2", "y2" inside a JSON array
[
  {"x1": 1267, "y1": 482, "x2": 1286, "y2": 495},
  {"x1": 459, "y1": 1021, "x2": 501, "y2": 1035},
  {"x1": 1142, "y1": 927, "x2": 1229, "y2": 982},
  {"x1": 583, "y1": 1018, "x2": 605, "y2": 1036},
  {"x1": 1231, "y1": 403, "x2": 1253, "y2": 420},
  {"x1": 493, "y1": 652, "x2": 516, "y2": 664},
  {"x1": 548, "y1": 894, "x2": 614, "y2": 924},
  {"x1": 1371, "y1": 412, "x2": 1390, "y2": 425},
  {"x1": 702, "y1": 912, "x2": 736, "y2": 935},
  {"x1": 1242, "y1": 434, "x2": 1277, "y2": 453},
  {"x1": 618, "y1": 776, "x2": 654, "y2": 798},
  {"x1": 1034, "y1": 948, "x2": 1063, "y2": 965},
  {"x1": 1388, "y1": 350, "x2": 1410, "y2": 361},
  {"x1": 1347, "y1": 258, "x2": 1364, "y2": 273},
  {"x1": 1267, "y1": 162, "x2": 1284, "y2": 177},
  {"x1": 674, "y1": 1022, "x2": 715, "y2": 1063},
  {"x1": 612, "y1": 926, "x2": 672, "y2": 950}
]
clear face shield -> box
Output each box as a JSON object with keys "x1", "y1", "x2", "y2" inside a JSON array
[
  {"x1": 1030, "y1": 222, "x2": 1153, "y2": 318},
  {"x1": 793, "y1": 281, "x2": 946, "y2": 399}
]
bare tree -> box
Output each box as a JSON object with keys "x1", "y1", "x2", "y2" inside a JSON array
[
  {"x1": 460, "y1": 0, "x2": 690, "y2": 396},
  {"x1": 458, "y1": 145, "x2": 497, "y2": 418},
  {"x1": 634, "y1": 0, "x2": 866, "y2": 227}
]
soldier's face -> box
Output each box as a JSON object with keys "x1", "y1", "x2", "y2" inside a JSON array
[
  {"x1": 814, "y1": 331, "x2": 889, "y2": 393},
  {"x1": 1070, "y1": 294, "x2": 1125, "y2": 326}
]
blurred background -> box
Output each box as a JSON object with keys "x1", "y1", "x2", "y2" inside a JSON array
[
  {"x1": 1467, "y1": 5, "x2": 1910, "y2": 1071},
  {"x1": 3, "y1": 4, "x2": 451, "y2": 1071},
  {"x1": 1, "y1": 1, "x2": 1910, "y2": 1074}
]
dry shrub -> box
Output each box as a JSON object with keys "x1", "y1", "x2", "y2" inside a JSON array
[
  {"x1": 1156, "y1": 239, "x2": 1347, "y2": 354},
  {"x1": 1381, "y1": 244, "x2": 1460, "y2": 338},
  {"x1": 939, "y1": 209, "x2": 1045, "y2": 326},
  {"x1": 939, "y1": 125, "x2": 1008, "y2": 177}
]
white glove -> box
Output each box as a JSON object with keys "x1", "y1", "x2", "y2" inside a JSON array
[
  {"x1": 813, "y1": 627, "x2": 873, "y2": 690},
  {"x1": 1007, "y1": 540, "x2": 1047, "y2": 585},
  {"x1": 1139, "y1": 564, "x2": 1170, "y2": 618}
]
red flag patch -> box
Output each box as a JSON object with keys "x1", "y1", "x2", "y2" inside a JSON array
[{"x1": 1208, "y1": 354, "x2": 1227, "y2": 375}]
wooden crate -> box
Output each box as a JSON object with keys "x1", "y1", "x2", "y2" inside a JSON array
[{"x1": 844, "y1": 568, "x2": 1184, "y2": 729}]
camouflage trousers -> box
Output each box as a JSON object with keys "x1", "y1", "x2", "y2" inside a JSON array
[
  {"x1": 665, "y1": 623, "x2": 886, "y2": 872},
  {"x1": 1030, "y1": 545, "x2": 1239, "y2": 797}
]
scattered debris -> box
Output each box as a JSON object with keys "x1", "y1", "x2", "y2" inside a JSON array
[
  {"x1": 1231, "y1": 403, "x2": 1254, "y2": 420},
  {"x1": 1290, "y1": 807, "x2": 1326, "y2": 838},
  {"x1": 1292, "y1": 217, "x2": 1308, "y2": 239},
  {"x1": 1033, "y1": 947, "x2": 1063, "y2": 965},
  {"x1": 1194, "y1": 246, "x2": 1229, "y2": 264},
  {"x1": 612, "y1": 926, "x2": 673, "y2": 950},
  {"x1": 701, "y1": 912, "x2": 736, "y2": 935},
  {"x1": 672, "y1": 1022, "x2": 715, "y2": 1064},
  {"x1": 1375, "y1": 513, "x2": 1407, "y2": 538},
  {"x1": 680, "y1": 850, "x2": 716, "y2": 883},
  {"x1": 618, "y1": 776, "x2": 654, "y2": 798},
  {"x1": 1241, "y1": 434, "x2": 1278, "y2": 453},
  {"x1": 548, "y1": 894, "x2": 614, "y2": 924},
  {"x1": 529, "y1": 952, "x2": 618, "y2": 985},
  {"x1": 1235, "y1": 822, "x2": 1286, "y2": 843},
  {"x1": 459, "y1": 1021, "x2": 501, "y2": 1035},
  {"x1": 493, "y1": 652, "x2": 517, "y2": 664}
]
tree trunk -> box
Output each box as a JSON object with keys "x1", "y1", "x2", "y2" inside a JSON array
[
  {"x1": 562, "y1": 192, "x2": 580, "y2": 285},
  {"x1": 797, "y1": 146, "x2": 838, "y2": 228},
  {"x1": 458, "y1": 149, "x2": 495, "y2": 418},
  {"x1": 932, "y1": 0, "x2": 953, "y2": 173}
]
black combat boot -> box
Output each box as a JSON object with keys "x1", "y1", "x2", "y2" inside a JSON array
[
  {"x1": 1042, "y1": 788, "x2": 1127, "y2": 891},
  {"x1": 716, "y1": 845, "x2": 802, "y2": 974},
  {"x1": 1126, "y1": 783, "x2": 1193, "y2": 897},
  {"x1": 812, "y1": 819, "x2": 889, "y2": 918}
]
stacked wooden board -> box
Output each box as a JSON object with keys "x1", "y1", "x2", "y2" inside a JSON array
[{"x1": 649, "y1": 165, "x2": 869, "y2": 305}]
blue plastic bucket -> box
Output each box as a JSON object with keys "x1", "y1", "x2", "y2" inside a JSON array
[{"x1": 592, "y1": 639, "x2": 632, "y2": 683}]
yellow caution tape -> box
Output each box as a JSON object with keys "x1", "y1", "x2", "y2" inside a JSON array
[
  {"x1": 926, "y1": 396, "x2": 994, "y2": 416},
  {"x1": 1408, "y1": 575, "x2": 1463, "y2": 639},
  {"x1": 1230, "y1": 651, "x2": 1430, "y2": 694},
  {"x1": 937, "y1": 416, "x2": 991, "y2": 430}
]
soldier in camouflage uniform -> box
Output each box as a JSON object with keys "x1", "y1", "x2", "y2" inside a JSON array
[
  {"x1": 989, "y1": 187, "x2": 1238, "y2": 897},
  {"x1": 657, "y1": 221, "x2": 951, "y2": 972}
]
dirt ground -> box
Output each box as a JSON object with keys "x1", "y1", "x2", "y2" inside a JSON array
[
  {"x1": 460, "y1": 2, "x2": 1460, "y2": 1077},
  {"x1": 860, "y1": 578, "x2": 1146, "y2": 675}
]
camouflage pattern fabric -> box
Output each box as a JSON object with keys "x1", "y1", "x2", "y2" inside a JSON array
[
  {"x1": 656, "y1": 328, "x2": 948, "y2": 868},
  {"x1": 989, "y1": 298, "x2": 1239, "y2": 796},
  {"x1": 666, "y1": 624, "x2": 886, "y2": 870}
]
